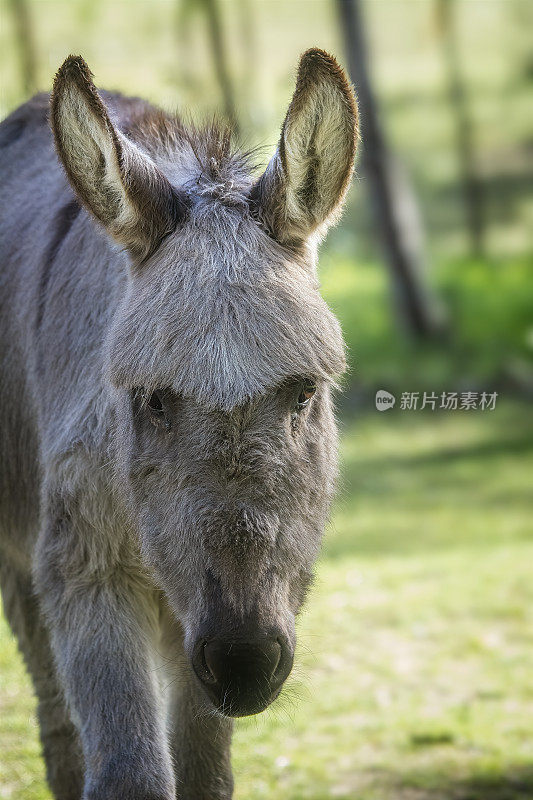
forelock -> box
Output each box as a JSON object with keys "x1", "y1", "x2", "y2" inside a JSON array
[{"x1": 105, "y1": 207, "x2": 346, "y2": 409}]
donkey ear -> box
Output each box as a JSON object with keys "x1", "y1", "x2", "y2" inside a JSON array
[
  {"x1": 251, "y1": 48, "x2": 358, "y2": 247},
  {"x1": 51, "y1": 55, "x2": 185, "y2": 261}
]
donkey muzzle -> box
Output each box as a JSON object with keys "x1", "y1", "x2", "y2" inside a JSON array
[{"x1": 191, "y1": 635, "x2": 293, "y2": 717}]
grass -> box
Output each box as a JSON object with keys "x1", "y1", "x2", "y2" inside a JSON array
[{"x1": 1, "y1": 400, "x2": 532, "y2": 800}]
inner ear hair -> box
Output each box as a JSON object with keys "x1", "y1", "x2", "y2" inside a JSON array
[
  {"x1": 51, "y1": 55, "x2": 187, "y2": 261},
  {"x1": 251, "y1": 48, "x2": 358, "y2": 248}
]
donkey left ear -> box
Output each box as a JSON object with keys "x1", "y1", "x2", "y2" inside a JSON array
[
  {"x1": 51, "y1": 55, "x2": 187, "y2": 261},
  {"x1": 251, "y1": 49, "x2": 358, "y2": 248}
]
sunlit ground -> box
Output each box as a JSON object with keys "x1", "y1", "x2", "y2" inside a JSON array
[{"x1": 1, "y1": 400, "x2": 532, "y2": 800}]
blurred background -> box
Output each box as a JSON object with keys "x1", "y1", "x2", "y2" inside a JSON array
[{"x1": 0, "y1": 1, "x2": 532, "y2": 798}]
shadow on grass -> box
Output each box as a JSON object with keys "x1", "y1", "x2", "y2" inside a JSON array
[
  {"x1": 342, "y1": 430, "x2": 533, "y2": 475},
  {"x1": 323, "y1": 404, "x2": 533, "y2": 562},
  {"x1": 398, "y1": 764, "x2": 533, "y2": 800},
  {"x1": 300, "y1": 764, "x2": 533, "y2": 800}
]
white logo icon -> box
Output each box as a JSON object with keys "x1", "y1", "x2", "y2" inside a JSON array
[{"x1": 375, "y1": 390, "x2": 396, "y2": 411}]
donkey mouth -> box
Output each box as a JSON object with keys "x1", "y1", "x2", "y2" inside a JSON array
[{"x1": 209, "y1": 685, "x2": 283, "y2": 718}]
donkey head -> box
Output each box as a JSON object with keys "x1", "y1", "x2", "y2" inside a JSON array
[{"x1": 51, "y1": 50, "x2": 358, "y2": 717}]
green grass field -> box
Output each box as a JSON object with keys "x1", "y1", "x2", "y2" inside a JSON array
[{"x1": 2, "y1": 400, "x2": 532, "y2": 800}]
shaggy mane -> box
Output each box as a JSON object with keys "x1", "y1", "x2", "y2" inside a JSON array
[{"x1": 103, "y1": 92, "x2": 259, "y2": 206}]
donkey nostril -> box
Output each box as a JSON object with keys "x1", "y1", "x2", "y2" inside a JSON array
[
  {"x1": 272, "y1": 637, "x2": 284, "y2": 679},
  {"x1": 202, "y1": 638, "x2": 282, "y2": 688},
  {"x1": 200, "y1": 641, "x2": 217, "y2": 684}
]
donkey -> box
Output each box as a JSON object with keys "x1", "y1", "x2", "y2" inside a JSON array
[{"x1": 0, "y1": 49, "x2": 357, "y2": 799}]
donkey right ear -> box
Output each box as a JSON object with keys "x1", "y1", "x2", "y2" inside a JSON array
[
  {"x1": 251, "y1": 49, "x2": 358, "y2": 248},
  {"x1": 51, "y1": 55, "x2": 186, "y2": 261}
]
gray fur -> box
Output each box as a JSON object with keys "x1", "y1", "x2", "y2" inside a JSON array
[{"x1": 0, "y1": 49, "x2": 357, "y2": 800}]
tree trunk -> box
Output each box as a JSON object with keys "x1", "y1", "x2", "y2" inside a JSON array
[
  {"x1": 8, "y1": 0, "x2": 37, "y2": 97},
  {"x1": 237, "y1": 0, "x2": 257, "y2": 127},
  {"x1": 201, "y1": 0, "x2": 240, "y2": 135},
  {"x1": 337, "y1": 0, "x2": 443, "y2": 339},
  {"x1": 437, "y1": 0, "x2": 484, "y2": 256}
]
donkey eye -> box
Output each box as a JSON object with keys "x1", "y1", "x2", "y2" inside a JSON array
[
  {"x1": 147, "y1": 391, "x2": 163, "y2": 414},
  {"x1": 138, "y1": 388, "x2": 171, "y2": 430},
  {"x1": 296, "y1": 380, "x2": 317, "y2": 410}
]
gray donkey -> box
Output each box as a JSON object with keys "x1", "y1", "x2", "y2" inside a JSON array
[{"x1": 0, "y1": 48, "x2": 357, "y2": 799}]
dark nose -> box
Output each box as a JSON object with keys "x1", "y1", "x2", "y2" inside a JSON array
[{"x1": 191, "y1": 636, "x2": 293, "y2": 717}]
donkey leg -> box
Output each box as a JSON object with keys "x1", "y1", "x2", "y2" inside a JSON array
[
  {"x1": 170, "y1": 679, "x2": 234, "y2": 800},
  {"x1": 33, "y1": 657, "x2": 84, "y2": 800},
  {"x1": 160, "y1": 609, "x2": 234, "y2": 800},
  {"x1": 35, "y1": 516, "x2": 176, "y2": 800},
  {"x1": 0, "y1": 566, "x2": 84, "y2": 800}
]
